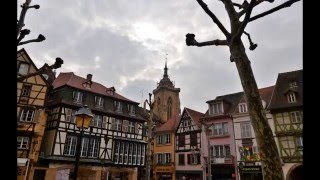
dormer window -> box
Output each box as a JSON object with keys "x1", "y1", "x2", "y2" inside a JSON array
[
  {"x1": 289, "y1": 81, "x2": 298, "y2": 88},
  {"x1": 287, "y1": 92, "x2": 296, "y2": 103},
  {"x1": 95, "y1": 96, "x2": 104, "y2": 108},
  {"x1": 114, "y1": 101, "x2": 123, "y2": 113},
  {"x1": 209, "y1": 102, "x2": 224, "y2": 115},
  {"x1": 73, "y1": 91, "x2": 83, "y2": 104},
  {"x1": 128, "y1": 104, "x2": 136, "y2": 116},
  {"x1": 239, "y1": 103, "x2": 247, "y2": 113}
]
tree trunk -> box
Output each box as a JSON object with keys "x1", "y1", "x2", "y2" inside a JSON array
[
  {"x1": 230, "y1": 40, "x2": 284, "y2": 180},
  {"x1": 17, "y1": 0, "x2": 32, "y2": 37}
]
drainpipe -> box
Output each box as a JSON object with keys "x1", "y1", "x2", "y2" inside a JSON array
[{"x1": 24, "y1": 159, "x2": 30, "y2": 180}]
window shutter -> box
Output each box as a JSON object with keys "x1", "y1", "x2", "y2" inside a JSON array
[
  {"x1": 187, "y1": 154, "x2": 190, "y2": 164},
  {"x1": 102, "y1": 116, "x2": 108, "y2": 129},
  {"x1": 94, "y1": 96, "x2": 97, "y2": 105},
  {"x1": 122, "y1": 120, "x2": 128, "y2": 132},
  {"x1": 33, "y1": 109, "x2": 41, "y2": 123},
  {"x1": 114, "y1": 101, "x2": 117, "y2": 111},
  {"x1": 197, "y1": 154, "x2": 200, "y2": 164},
  {"x1": 135, "y1": 123, "x2": 139, "y2": 134},
  {"x1": 72, "y1": 91, "x2": 75, "y2": 100},
  {"x1": 111, "y1": 118, "x2": 115, "y2": 130}
]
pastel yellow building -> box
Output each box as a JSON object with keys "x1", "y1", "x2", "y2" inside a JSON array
[{"x1": 17, "y1": 49, "x2": 52, "y2": 180}]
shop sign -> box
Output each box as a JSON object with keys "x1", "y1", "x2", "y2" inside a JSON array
[
  {"x1": 156, "y1": 167, "x2": 172, "y2": 172},
  {"x1": 240, "y1": 166, "x2": 262, "y2": 173}
]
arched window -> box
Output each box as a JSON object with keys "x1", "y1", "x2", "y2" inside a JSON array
[{"x1": 167, "y1": 97, "x2": 172, "y2": 119}]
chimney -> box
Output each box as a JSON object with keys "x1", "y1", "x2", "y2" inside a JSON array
[{"x1": 87, "y1": 74, "x2": 92, "y2": 81}]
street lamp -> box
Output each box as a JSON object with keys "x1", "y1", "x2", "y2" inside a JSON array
[{"x1": 73, "y1": 105, "x2": 94, "y2": 180}]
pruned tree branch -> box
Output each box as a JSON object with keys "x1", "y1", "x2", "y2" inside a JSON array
[
  {"x1": 196, "y1": 0, "x2": 230, "y2": 38},
  {"x1": 243, "y1": 31, "x2": 258, "y2": 50},
  {"x1": 249, "y1": 0, "x2": 300, "y2": 22},
  {"x1": 18, "y1": 34, "x2": 46, "y2": 46},
  {"x1": 17, "y1": 0, "x2": 31, "y2": 37},
  {"x1": 238, "y1": 0, "x2": 265, "y2": 17},
  {"x1": 235, "y1": 0, "x2": 256, "y2": 38},
  {"x1": 185, "y1": 33, "x2": 227, "y2": 47},
  {"x1": 17, "y1": 29, "x2": 30, "y2": 43},
  {"x1": 17, "y1": 58, "x2": 64, "y2": 82}
]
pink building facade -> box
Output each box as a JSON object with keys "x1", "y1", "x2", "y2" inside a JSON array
[{"x1": 201, "y1": 92, "x2": 243, "y2": 180}]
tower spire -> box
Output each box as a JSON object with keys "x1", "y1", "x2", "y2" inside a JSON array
[{"x1": 163, "y1": 53, "x2": 168, "y2": 78}]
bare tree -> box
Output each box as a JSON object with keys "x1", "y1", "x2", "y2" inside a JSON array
[
  {"x1": 185, "y1": 0, "x2": 300, "y2": 180},
  {"x1": 17, "y1": 0, "x2": 63, "y2": 81}
]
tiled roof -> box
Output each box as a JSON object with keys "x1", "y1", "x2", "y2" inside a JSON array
[
  {"x1": 185, "y1": 107, "x2": 204, "y2": 128},
  {"x1": 268, "y1": 69, "x2": 303, "y2": 110},
  {"x1": 154, "y1": 114, "x2": 180, "y2": 133},
  {"x1": 205, "y1": 92, "x2": 244, "y2": 115},
  {"x1": 52, "y1": 72, "x2": 137, "y2": 103}
]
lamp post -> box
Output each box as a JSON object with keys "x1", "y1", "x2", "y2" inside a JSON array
[{"x1": 74, "y1": 105, "x2": 94, "y2": 180}]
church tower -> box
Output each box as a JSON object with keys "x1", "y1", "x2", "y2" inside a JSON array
[{"x1": 152, "y1": 60, "x2": 181, "y2": 122}]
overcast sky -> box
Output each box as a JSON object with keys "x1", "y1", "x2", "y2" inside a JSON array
[{"x1": 18, "y1": 0, "x2": 302, "y2": 113}]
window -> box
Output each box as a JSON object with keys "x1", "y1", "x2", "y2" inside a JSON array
[
  {"x1": 65, "y1": 109, "x2": 76, "y2": 123},
  {"x1": 19, "y1": 109, "x2": 35, "y2": 122},
  {"x1": 190, "y1": 154, "x2": 200, "y2": 164},
  {"x1": 95, "y1": 96, "x2": 104, "y2": 107},
  {"x1": 178, "y1": 135, "x2": 185, "y2": 147},
  {"x1": 239, "y1": 103, "x2": 247, "y2": 113},
  {"x1": 157, "y1": 135, "x2": 162, "y2": 145},
  {"x1": 157, "y1": 154, "x2": 163, "y2": 164},
  {"x1": 115, "y1": 119, "x2": 122, "y2": 131},
  {"x1": 164, "y1": 153, "x2": 171, "y2": 164},
  {"x1": 21, "y1": 85, "x2": 31, "y2": 97},
  {"x1": 132, "y1": 144, "x2": 137, "y2": 165},
  {"x1": 73, "y1": 91, "x2": 83, "y2": 103},
  {"x1": 287, "y1": 92, "x2": 296, "y2": 103},
  {"x1": 212, "y1": 122, "x2": 228, "y2": 136},
  {"x1": 80, "y1": 138, "x2": 89, "y2": 157},
  {"x1": 17, "y1": 137, "x2": 29, "y2": 149},
  {"x1": 114, "y1": 101, "x2": 123, "y2": 113},
  {"x1": 91, "y1": 115, "x2": 102, "y2": 127},
  {"x1": 141, "y1": 145, "x2": 145, "y2": 165},
  {"x1": 167, "y1": 97, "x2": 172, "y2": 119},
  {"x1": 137, "y1": 144, "x2": 141, "y2": 165},
  {"x1": 209, "y1": 102, "x2": 224, "y2": 115},
  {"x1": 190, "y1": 133, "x2": 197, "y2": 146},
  {"x1": 63, "y1": 135, "x2": 77, "y2": 156},
  {"x1": 214, "y1": 145, "x2": 224, "y2": 157},
  {"x1": 124, "y1": 143, "x2": 129, "y2": 164},
  {"x1": 183, "y1": 120, "x2": 191, "y2": 129},
  {"x1": 291, "y1": 111, "x2": 301, "y2": 123},
  {"x1": 165, "y1": 134, "x2": 171, "y2": 144},
  {"x1": 119, "y1": 142, "x2": 124, "y2": 163},
  {"x1": 241, "y1": 122, "x2": 252, "y2": 138},
  {"x1": 179, "y1": 154, "x2": 185, "y2": 165},
  {"x1": 114, "y1": 141, "x2": 120, "y2": 163},
  {"x1": 88, "y1": 138, "x2": 99, "y2": 158},
  {"x1": 18, "y1": 63, "x2": 30, "y2": 75},
  {"x1": 296, "y1": 136, "x2": 303, "y2": 149},
  {"x1": 224, "y1": 145, "x2": 231, "y2": 158},
  {"x1": 128, "y1": 143, "x2": 133, "y2": 164},
  {"x1": 128, "y1": 104, "x2": 136, "y2": 115},
  {"x1": 289, "y1": 81, "x2": 298, "y2": 88},
  {"x1": 128, "y1": 121, "x2": 135, "y2": 133}
]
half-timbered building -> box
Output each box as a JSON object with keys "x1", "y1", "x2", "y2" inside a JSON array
[
  {"x1": 17, "y1": 49, "x2": 53, "y2": 180},
  {"x1": 39, "y1": 72, "x2": 147, "y2": 180},
  {"x1": 232, "y1": 86, "x2": 275, "y2": 180},
  {"x1": 268, "y1": 69, "x2": 303, "y2": 180},
  {"x1": 175, "y1": 107, "x2": 204, "y2": 180},
  {"x1": 203, "y1": 92, "x2": 243, "y2": 180}
]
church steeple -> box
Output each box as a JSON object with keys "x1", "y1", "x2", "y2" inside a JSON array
[{"x1": 163, "y1": 59, "x2": 168, "y2": 78}]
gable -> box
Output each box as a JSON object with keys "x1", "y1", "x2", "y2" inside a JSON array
[{"x1": 176, "y1": 110, "x2": 199, "y2": 134}]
